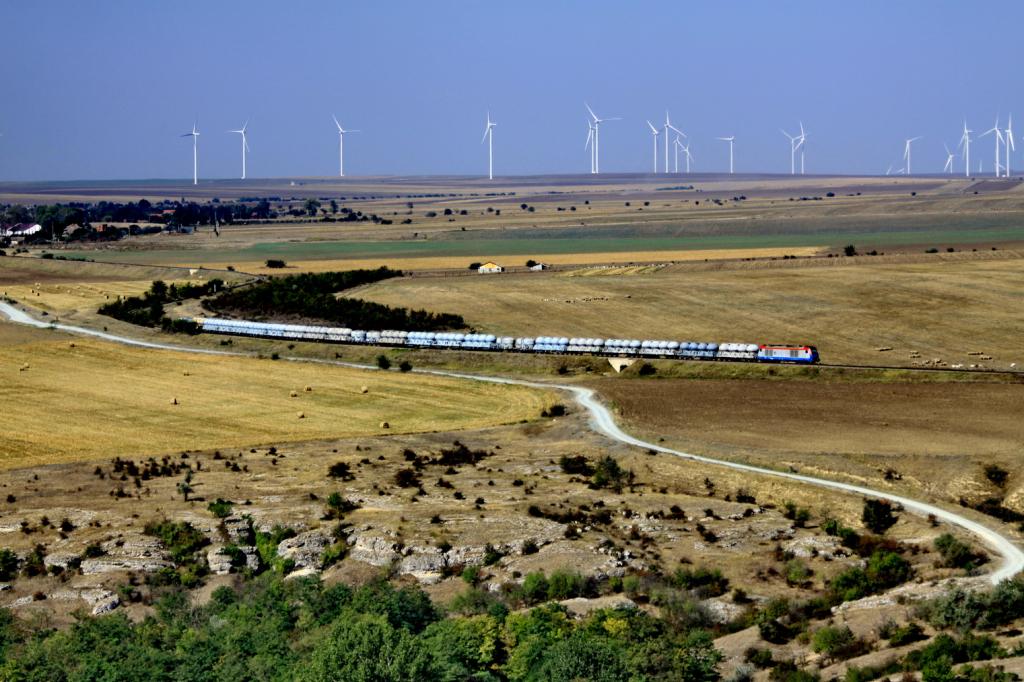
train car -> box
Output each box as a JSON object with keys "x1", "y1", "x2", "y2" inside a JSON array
[{"x1": 756, "y1": 344, "x2": 819, "y2": 364}]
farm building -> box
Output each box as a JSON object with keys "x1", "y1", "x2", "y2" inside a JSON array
[
  {"x1": 529, "y1": 262, "x2": 549, "y2": 271},
  {"x1": 0, "y1": 223, "x2": 42, "y2": 237},
  {"x1": 477, "y1": 261, "x2": 504, "y2": 274}
]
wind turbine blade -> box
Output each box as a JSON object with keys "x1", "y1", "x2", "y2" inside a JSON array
[
  {"x1": 604, "y1": 117, "x2": 622, "y2": 122},
  {"x1": 481, "y1": 126, "x2": 490, "y2": 144},
  {"x1": 332, "y1": 114, "x2": 342, "y2": 132},
  {"x1": 646, "y1": 120, "x2": 658, "y2": 134},
  {"x1": 585, "y1": 102, "x2": 598, "y2": 121},
  {"x1": 667, "y1": 124, "x2": 685, "y2": 136}
]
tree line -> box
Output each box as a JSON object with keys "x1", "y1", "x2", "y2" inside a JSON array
[{"x1": 205, "y1": 268, "x2": 467, "y2": 332}]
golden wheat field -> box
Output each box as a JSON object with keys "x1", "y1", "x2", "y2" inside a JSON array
[{"x1": 0, "y1": 323, "x2": 555, "y2": 468}]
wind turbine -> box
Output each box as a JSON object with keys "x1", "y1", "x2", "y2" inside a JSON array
[
  {"x1": 662, "y1": 111, "x2": 685, "y2": 173},
  {"x1": 680, "y1": 139, "x2": 693, "y2": 173},
  {"x1": 645, "y1": 121, "x2": 660, "y2": 173},
  {"x1": 332, "y1": 114, "x2": 359, "y2": 177},
  {"x1": 958, "y1": 120, "x2": 972, "y2": 177},
  {"x1": 585, "y1": 102, "x2": 620, "y2": 174},
  {"x1": 943, "y1": 143, "x2": 955, "y2": 174},
  {"x1": 716, "y1": 136, "x2": 735, "y2": 174},
  {"x1": 229, "y1": 121, "x2": 250, "y2": 180},
  {"x1": 781, "y1": 127, "x2": 799, "y2": 175},
  {"x1": 585, "y1": 120, "x2": 596, "y2": 174},
  {"x1": 481, "y1": 112, "x2": 496, "y2": 180},
  {"x1": 903, "y1": 136, "x2": 922, "y2": 175},
  {"x1": 1003, "y1": 114, "x2": 1015, "y2": 177},
  {"x1": 181, "y1": 122, "x2": 199, "y2": 185},
  {"x1": 672, "y1": 136, "x2": 684, "y2": 173},
  {"x1": 797, "y1": 122, "x2": 807, "y2": 174},
  {"x1": 981, "y1": 116, "x2": 1003, "y2": 177}
]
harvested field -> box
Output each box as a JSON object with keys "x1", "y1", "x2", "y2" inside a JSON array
[
  {"x1": 592, "y1": 376, "x2": 1024, "y2": 509},
  {"x1": 358, "y1": 254, "x2": 1024, "y2": 368},
  {"x1": 0, "y1": 323, "x2": 555, "y2": 468}
]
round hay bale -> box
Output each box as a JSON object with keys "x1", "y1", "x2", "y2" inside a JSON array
[
  {"x1": 182, "y1": 371, "x2": 190, "y2": 376},
  {"x1": 170, "y1": 397, "x2": 178, "y2": 405},
  {"x1": 379, "y1": 421, "x2": 390, "y2": 429},
  {"x1": 360, "y1": 386, "x2": 369, "y2": 394},
  {"x1": 68, "y1": 342, "x2": 75, "y2": 348},
  {"x1": 304, "y1": 386, "x2": 312, "y2": 392},
  {"x1": 297, "y1": 412, "x2": 305, "y2": 419},
  {"x1": 289, "y1": 390, "x2": 298, "y2": 398}
]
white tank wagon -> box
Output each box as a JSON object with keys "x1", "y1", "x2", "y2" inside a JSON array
[{"x1": 192, "y1": 318, "x2": 819, "y2": 365}]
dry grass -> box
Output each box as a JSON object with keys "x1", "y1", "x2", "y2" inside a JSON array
[
  {"x1": 0, "y1": 323, "x2": 555, "y2": 469},
  {"x1": 357, "y1": 255, "x2": 1024, "y2": 367}
]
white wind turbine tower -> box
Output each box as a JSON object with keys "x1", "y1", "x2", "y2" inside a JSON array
[
  {"x1": 781, "y1": 127, "x2": 799, "y2": 175},
  {"x1": 672, "y1": 136, "x2": 685, "y2": 173},
  {"x1": 585, "y1": 102, "x2": 620, "y2": 174},
  {"x1": 981, "y1": 116, "x2": 1003, "y2": 177},
  {"x1": 645, "y1": 121, "x2": 660, "y2": 173},
  {"x1": 903, "y1": 136, "x2": 921, "y2": 175},
  {"x1": 585, "y1": 120, "x2": 596, "y2": 174},
  {"x1": 958, "y1": 120, "x2": 972, "y2": 177},
  {"x1": 181, "y1": 122, "x2": 199, "y2": 185},
  {"x1": 716, "y1": 136, "x2": 735, "y2": 174},
  {"x1": 662, "y1": 111, "x2": 684, "y2": 173},
  {"x1": 943, "y1": 144, "x2": 955, "y2": 174},
  {"x1": 798, "y1": 122, "x2": 807, "y2": 174},
  {"x1": 1003, "y1": 115, "x2": 1015, "y2": 177},
  {"x1": 229, "y1": 121, "x2": 250, "y2": 180},
  {"x1": 680, "y1": 139, "x2": 693, "y2": 173},
  {"x1": 481, "y1": 112, "x2": 496, "y2": 180},
  {"x1": 332, "y1": 115, "x2": 359, "y2": 177}
]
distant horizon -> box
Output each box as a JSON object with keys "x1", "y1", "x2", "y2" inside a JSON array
[{"x1": 2, "y1": 1, "x2": 1022, "y2": 181}]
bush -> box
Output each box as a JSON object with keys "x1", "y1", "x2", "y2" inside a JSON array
[
  {"x1": 468, "y1": 262, "x2": 482, "y2": 270},
  {"x1": 398, "y1": 360, "x2": 412, "y2": 373},
  {"x1": 935, "y1": 533, "x2": 985, "y2": 571},
  {"x1": 829, "y1": 550, "x2": 913, "y2": 602},
  {"x1": 812, "y1": 625, "x2": 865, "y2": 662},
  {"x1": 207, "y1": 498, "x2": 233, "y2": 518},
  {"x1": 376, "y1": 355, "x2": 391, "y2": 370},
  {"x1": 984, "y1": 465, "x2": 1009, "y2": 487},
  {"x1": 862, "y1": 499, "x2": 899, "y2": 534},
  {"x1": 265, "y1": 259, "x2": 286, "y2": 268},
  {"x1": 327, "y1": 462, "x2": 354, "y2": 480},
  {"x1": 558, "y1": 455, "x2": 593, "y2": 476},
  {"x1": 0, "y1": 549, "x2": 18, "y2": 581}
]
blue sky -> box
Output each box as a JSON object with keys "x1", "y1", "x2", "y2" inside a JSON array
[{"x1": 1, "y1": 1, "x2": 1021, "y2": 181}]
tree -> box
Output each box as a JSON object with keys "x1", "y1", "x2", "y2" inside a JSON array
[
  {"x1": 303, "y1": 614, "x2": 435, "y2": 682},
  {"x1": 843, "y1": 244, "x2": 858, "y2": 257},
  {"x1": 330, "y1": 200, "x2": 338, "y2": 214},
  {"x1": 862, "y1": 498, "x2": 898, "y2": 534},
  {"x1": 525, "y1": 259, "x2": 537, "y2": 268},
  {"x1": 376, "y1": 355, "x2": 391, "y2": 370},
  {"x1": 304, "y1": 199, "x2": 321, "y2": 217},
  {"x1": 535, "y1": 631, "x2": 630, "y2": 682}
]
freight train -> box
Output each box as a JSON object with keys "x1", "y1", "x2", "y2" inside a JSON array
[{"x1": 195, "y1": 317, "x2": 820, "y2": 364}]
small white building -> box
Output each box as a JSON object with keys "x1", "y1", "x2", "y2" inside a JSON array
[
  {"x1": 1, "y1": 223, "x2": 42, "y2": 238},
  {"x1": 477, "y1": 261, "x2": 504, "y2": 274},
  {"x1": 529, "y1": 262, "x2": 549, "y2": 271}
]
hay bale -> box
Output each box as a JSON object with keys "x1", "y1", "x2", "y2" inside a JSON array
[
  {"x1": 297, "y1": 412, "x2": 305, "y2": 419},
  {"x1": 379, "y1": 421, "x2": 390, "y2": 429},
  {"x1": 68, "y1": 342, "x2": 75, "y2": 348},
  {"x1": 289, "y1": 390, "x2": 298, "y2": 398},
  {"x1": 304, "y1": 386, "x2": 312, "y2": 392},
  {"x1": 360, "y1": 386, "x2": 369, "y2": 394},
  {"x1": 19, "y1": 364, "x2": 29, "y2": 372},
  {"x1": 182, "y1": 371, "x2": 190, "y2": 376}
]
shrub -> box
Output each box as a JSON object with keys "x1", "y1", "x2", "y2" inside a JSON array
[
  {"x1": 327, "y1": 462, "x2": 354, "y2": 480},
  {"x1": 207, "y1": 498, "x2": 233, "y2": 518},
  {"x1": 398, "y1": 360, "x2": 412, "y2": 373},
  {"x1": 829, "y1": 550, "x2": 913, "y2": 602},
  {"x1": 143, "y1": 519, "x2": 208, "y2": 564},
  {"x1": 376, "y1": 355, "x2": 391, "y2": 370},
  {"x1": 0, "y1": 549, "x2": 18, "y2": 581},
  {"x1": 983, "y1": 465, "x2": 1009, "y2": 488},
  {"x1": 265, "y1": 259, "x2": 286, "y2": 268},
  {"x1": 862, "y1": 499, "x2": 899, "y2": 534},
  {"x1": 935, "y1": 533, "x2": 985, "y2": 571},
  {"x1": 559, "y1": 455, "x2": 593, "y2": 476},
  {"x1": 394, "y1": 468, "x2": 421, "y2": 488},
  {"x1": 591, "y1": 456, "x2": 631, "y2": 492},
  {"x1": 637, "y1": 362, "x2": 657, "y2": 376},
  {"x1": 673, "y1": 566, "x2": 730, "y2": 597},
  {"x1": 812, "y1": 625, "x2": 865, "y2": 662},
  {"x1": 522, "y1": 571, "x2": 550, "y2": 604}
]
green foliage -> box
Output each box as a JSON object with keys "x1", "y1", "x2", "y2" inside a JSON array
[
  {"x1": 591, "y1": 455, "x2": 632, "y2": 492},
  {"x1": 534, "y1": 630, "x2": 631, "y2": 681},
  {"x1": 98, "y1": 278, "x2": 223, "y2": 330},
  {"x1": 207, "y1": 498, "x2": 233, "y2": 518},
  {"x1": 558, "y1": 454, "x2": 593, "y2": 476},
  {"x1": 376, "y1": 354, "x2": 391, "y2": 370},
  {"x1": 672, "y1": 566, "x2": 730, "y2": 597},
  {"x1": 812, "y1": 625, "x2": 865, "y2": 661},
  {"x1": 327, "y1": 461, "x2": 354, "y2": 480},
  {"x1": 904, "y1": 633, "x2": 1005, "y2": 676},
  {"x1": 206, "y1": 267, "x2": 467, "y2": 331},
  {"x1": 935, "y1": 533, "x2": 986, "y2": 571},
  {"x1": 143, "y1": 519, "x2": 208, "y2": 564},
  {"x1": 862, "y1": 498, "x2": 899, "y2": 534},
  {"x1": 303, "y1": 613, "x2": 434, "y2": 681},
  {"x1": 926, "y1": 577, "x2": 1024, "y2": 631},
  {"x1": 0, "y1": 549, "x2": 18, "y2": 581},
  {"x1": 829, "y1": 550, "x2": 913, "y2": 602}
]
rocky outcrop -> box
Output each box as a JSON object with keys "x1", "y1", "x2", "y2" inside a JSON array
[
  {"x1": 207, "y1": 545, "x2": 260, "y2": 575},
  {"x1": 277, "y1": 530, "x2": 331, "y2": 570},
  {"x1": 81, "y1": 536, "x2": 171, "y2": 575}
]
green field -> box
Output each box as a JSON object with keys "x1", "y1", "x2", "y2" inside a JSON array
[{"x1": 87, "y1": 225, "x2": 1024, "y2": 267}]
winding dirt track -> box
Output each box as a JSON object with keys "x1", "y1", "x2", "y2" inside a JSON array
[{"x1": 2, "y1": 301, "x2": 1021, "y2": 584}]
